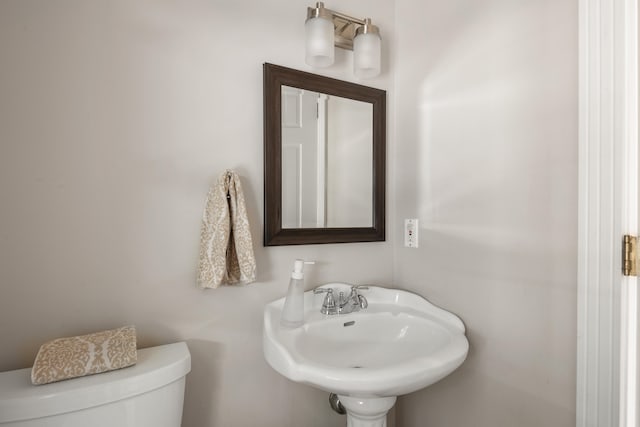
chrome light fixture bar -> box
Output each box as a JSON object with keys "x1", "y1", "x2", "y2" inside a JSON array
[{"x1": 305, "y1": 2, "x2": 381, "y2": 78}]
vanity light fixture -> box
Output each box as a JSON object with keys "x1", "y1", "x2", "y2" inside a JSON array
[{"x1": 305, "y1": 2, "x2": 382, "y2": 78}]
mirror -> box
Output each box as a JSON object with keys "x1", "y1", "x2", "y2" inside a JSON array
[
  {"x1": 281, "y1": 86, "x2": 373, "y2": 229},
  {"x1": 263, "y1": 63, "x2": 386, "y2": 245}
]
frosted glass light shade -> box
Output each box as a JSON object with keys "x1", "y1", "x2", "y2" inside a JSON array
[
  {"x1": 353, "y1": 32, "x2": 381, "y2": 78},
  {"x1": 305, "y1": 16, "x2": 335, "y2": 68}
]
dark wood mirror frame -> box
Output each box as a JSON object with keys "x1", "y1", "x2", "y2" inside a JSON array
[{"x1": 263, "y1": 63, "x2": 386, "y2": 246}]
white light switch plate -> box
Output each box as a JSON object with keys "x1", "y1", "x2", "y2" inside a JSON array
[{"x1": 404, "y1": 219, "x2": 419, "y2": 248}]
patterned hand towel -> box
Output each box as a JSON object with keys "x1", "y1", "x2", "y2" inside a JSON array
[
  {"x1": 31, "y1": 325, "x2": 137, "y2": 385},
  {"x1": 197, "y1": 170, "x2": 257, "y2": 288}
]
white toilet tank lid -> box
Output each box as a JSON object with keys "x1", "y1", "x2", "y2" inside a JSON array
[{"x1": 0, "y1": 341, "x2": 191, "y2": 423}]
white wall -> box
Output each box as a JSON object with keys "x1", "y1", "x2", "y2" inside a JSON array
[
  {"x1": 392, "y1": 0, "x2": 577, "y2": 426},
  {"x1": 0, "y1": 1, "x2": 395, "y2": 426}
]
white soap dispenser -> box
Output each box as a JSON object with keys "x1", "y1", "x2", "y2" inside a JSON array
[{"x1": 280, "y1": 259, "x2": 314, "y2": 328}]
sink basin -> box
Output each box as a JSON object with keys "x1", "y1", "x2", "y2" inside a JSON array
[{"x1": 263, "y1": 283, "x2": 469, "y2": 426}]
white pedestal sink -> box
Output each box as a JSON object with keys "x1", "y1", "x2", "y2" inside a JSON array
[{"x1": 263, "y1": 284, "x2": 469, "y2": 427}]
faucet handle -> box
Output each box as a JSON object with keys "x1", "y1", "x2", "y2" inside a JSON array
[
  {"x1": 350, "y1": 285, "x2": 369, "y2": 297},
  {"x1": 350, "y1": 286, "x2": 369, "y2": 309},
  {"x1": 357, "y1": 294, "x2": 368, "y2": 309},
  {"x1": 314, "y1": 287, "x2": 338, "y2": 315}
]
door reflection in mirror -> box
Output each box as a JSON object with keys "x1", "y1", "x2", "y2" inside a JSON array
[{"x1": 281, "y1": 85, "x2": 373, "y2": 229}]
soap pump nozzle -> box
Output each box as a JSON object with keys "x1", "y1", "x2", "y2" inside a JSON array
[{"x1": 291, "y1": 259, "x2": 315, "y2": 280}]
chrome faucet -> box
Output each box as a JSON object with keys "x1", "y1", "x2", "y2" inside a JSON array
[
  {"x1": 338, "y1": 285, "x2": 369, "y2": 314},
  {"x1": 314, "y1": 285, "x2": 368, "y2": 315}
]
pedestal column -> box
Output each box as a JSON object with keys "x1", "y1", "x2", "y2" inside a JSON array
[{"x1": 337, "y1": 395, "x2": 397, "y2": 427}]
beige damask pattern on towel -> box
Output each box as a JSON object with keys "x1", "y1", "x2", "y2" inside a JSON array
[
  {"x1": 31, "y1": 325, "x2": 137, "y2": 385},
  {"x1": 197, "y1": 170, "x2": 256, "y2": 288}
]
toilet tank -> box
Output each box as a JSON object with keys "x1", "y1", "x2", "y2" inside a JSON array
[{"x1": 0, "y1": 342, "x2": 191, "y2": 427}]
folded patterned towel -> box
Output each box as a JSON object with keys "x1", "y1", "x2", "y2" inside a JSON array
[
  {"x1": 197, "y1": 170, "x2": 257, "y2": 288},
  {"x1": 31, "y1": 325, "x2": 137, "y2": 385}
]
